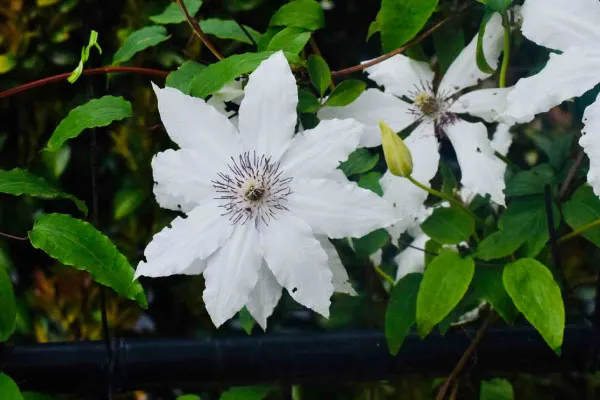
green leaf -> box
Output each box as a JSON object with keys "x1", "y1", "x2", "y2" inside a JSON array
[
  {"x1": 416, "y1": 252, "x2": 474, "y2": 337},
  {"x1": 325, "y1": 80, "x2": 366, "y2": 107},
  {"x1": 471, "y1": 267, "x2": 518, "y2": 324},
  {"x1": 113, "y1": 187, "x2": 144, "y2": 220},
  {"x1": 28, "y1": 213, "x2": 147, "y2": 308},
  {"x1": 564, "y1": 185, "x2": 600, "y2": 246},
  {"x1": 150, "y1": 0, "x2": 203, "y2": 24},
  {"x1": 480, "y1": 378, "x2": 514, "y2": 400},
  {"x1": 373, "y1": 0, "x2": 439, "y2": 52},
  {"x1": 440, "y1": 161, "x2": 458, "y2": 196},
  {"x1": 526, "y1": 131, "x2": 574, "y2": 170},
  {"x1": 46, "y1": 96, "x2": 132, "y2": 152},
  {"x1": 68, "y1": 30, "x2": 102, "y2": 84},
  {"x1": 385, "y1": 273, "x2": 422, "y2": 355},
  {"x1": 200, "y1": 19, "x2": 262, "y2": 45},
  {"x1": 166, "y1": 61, "x2": 206, "y2": 95},
  {"x1": 420, "y1": 207, "x2": 475, "y2": 245},
  {"x1": 358, "y1": 172, "x2": 383, "y2": 196},
  {"x1": 238, "y1": 306, "x2": 255, "y2": 335},
  {"x1": 297, "y1": 89, "x2": 320, "y2": 113},
  {"x1": 0, "y1": 54, "x2": 16, "y2": 74},
  {"x1": 432, "y1": 23, "x2": 464, "y2": 75},
  {"x1": 0, "y1": 168, "x2": 87, "y2": 214},
  {"x1": 353, "y1": 228, "x2": 389, "y2": 258},
  {"x1": 0, "y1": 267, "x2": 16, "y2": 342},
  {"x1": 41, "y1": 145, "x2": 71, "y2": 179},
  {"x1": 338, "y1": 148, "x2": 379, "y2": 176},
  {"x1": 0, "y1": 374, "x2": 22, "y2": 400},
  {"x1": 478, "y1": 0, "x2": 512, "y2": 13},
  {"x1": 476, "y1": 10, "x2": 496, "y2": 74},
  {"x1": 266, "y1": 27, "x2": 311, "y2": 54},
  {"x1": 308, "y1": 55, "x2": 331, "y2": 97},
  {"x1": 269, "y1": 0, "x2": 324, "y2": 31},
  {"x1": 505, "y1": 164, "x2": 555, "y2": 197},
  {"x1": 113, "y1": 26, "x2": 170, "y2": 64},
  {"x1": 503, "y1": 258, "x2": 564, "y2": 353},
  {"x1": 220, "y1": 386, "x2": 272, "y2": 400}
]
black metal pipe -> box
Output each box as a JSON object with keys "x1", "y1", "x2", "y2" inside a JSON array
[{"x1": 0, "y1": 325, "x2": 595, "y2": 394}]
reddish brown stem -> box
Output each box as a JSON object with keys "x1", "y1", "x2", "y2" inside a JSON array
[
  {"x1": 0, "y1": 66, "x2": 168, "y2": 99},
  {"x1": 0, "y1": 230, "x2": 28, "y2": 241},
  {"x1": 176, "y1": 0, "x2": 224, "y2": 60}
]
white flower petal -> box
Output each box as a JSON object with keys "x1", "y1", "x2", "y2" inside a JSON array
[
  {"x1": 289, "y1": 178, "x2": 395, "y2": 239},
  {"x1": 445, "y1": 120, "x2": 506, "y2": 206},
  {"x1": 381, "y1": 121, "x2": 440, "y2": 241},
  {"x1": 261, "y1": 213, "x2": 333, "y2": 317},
  {"x1": 438, "y1": 13, "x2": 504, "y2": 96},
  {"x1": 238, "y1": 51, "x2": 298, "y2": 160},
  {"x1": 580, "y1": 95, "x2": 600, "y2": 197},
  {"x1": 152, "y1": 83, "x2": 241, "y2": 158},
  {"x1": 246, "y1": 262, "x2": 283, "y2": 330},
  {"x1": 203, "y1": 223, "x2": 263, "y2": 327},
  {"x1": 520, "y1": 0, "x2": 600, "y2": 51},
  {"x1": 207, "y1": 79, "x2": 244, "y2": 118},
  {"x1": 180, "y1": 258, "x2": 207, "y2": 275},
  {"x1": 491, "y1": 123, "x2": 513, "y2": 156},
  {"x1": 449, "y1": 88, "x2": 511, "y2": 123},
  {"x1": 365, "y1": 54, "x2": 434, "y2": 98},
  {"x1": 317, "y1": 89, "x2": 415, "y2": 147},
  {"x1": 317, "y1": 235, "x2": 356, "y2": 295},
  {"x1": 504, "y1": 48, "x2": 600, "y2": 124},
  {"x1": 280, "y1": 119, "x2": 363, "y2": 179},
  {"x1": 395, "y1": 232, "x2": 428, "y2": 282},
  {"x1": 135, "y1": 200, "x2": 233, "y2": 278}
]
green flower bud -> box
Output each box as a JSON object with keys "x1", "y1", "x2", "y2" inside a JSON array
[{"x1": 379, "y1": 120, "x2": 413, "y2": 177}]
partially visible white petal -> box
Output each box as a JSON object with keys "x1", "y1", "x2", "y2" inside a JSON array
[
  {"x1": 370, "y1": 249, "x2": 383, "y2": 267},
  {"x1": 395, "y1": 232, "x2": 428, "y2": 282},
  {"x1": 203, "y1": 223, "x2": 262, "y2": 327},
  {"x1": 318, "y1": 89, "x2": 415, "y2": 147},
  {"x1": 280, "y1": 119, "x2": 362, "y2": 179},
  {"x1": 238, "y1": 51, "x2": 297, "y2": 160},
  {"x1": 261, "y1": 213, "x2": 333, "y2": 317},
  {"x1": 504, "y1": 48, "x2": 600, "y2": 124},
  {"x1": 135, "y1": 200, "x2": 233, "y2": 278},
  {"x1": 246, "y1": 261, "x2": 283, "y2": 330},
  {"x1": 289, "y1": 178, "x2": 395, "y2": 239},
  {"x1": 449, "y1": 88, "x2": 511, "y2": 123},
  {"x1": 207, "y1": 79, "x2": 244, "y2": 118},
  {"x1": 491, "y1": 123, "x2": 513, "y2": 156},
  {"x1": 152, "y1": 83, "x2": 241, "y2": 158},
  {"x1": 327, "y1": 168, "x2": 348, "y2": 183},
  {"x1": 445, "y1": 120, "x2": 506, "y2": 206},
  {"x1": 317, "y1": 235, "x2": 356, "y2": 295},
  {"x1": 520, "y1": 0, "x2": 600, "y2": 51},
  {"x1": 364, "y1": 54, "x2": 434, "y2": 98},
  {"x1": 381, "y1": 122, "x2": 440, "y2": 241},
  {"x1": 580, "y1": 94, "x2": 600, "y2": 197},
  {"x1": 438, "y1": 13, "x2": 504, "y2": 96},
  {"x1": 180, "y1": 258, "x2": 207, "y2": 275}
]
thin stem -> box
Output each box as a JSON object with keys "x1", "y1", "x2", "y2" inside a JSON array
[
  {"x1": 558, "y1": 218, "x2": 600, "y2": 244},
  {"x1": 0, "y1": 66, "x2": 168, "y2": 99},
  {"x1": 373, "y1": 264, "x2": 395, "y2": 285},
  {"x1": 176, "y1": 0, "x2": 224, "y2": 60},
  {"x1": 498, "y1": 12, "x2": 511, "y2": 89},
  {"x1": 435, "y1": 311, "x2": 498, "y2": 400},
  {"x1": 559, "y1": 149, "x2": 585, "y2": 200},
  {"x1": 0, "y1": 231, "x2": 29, "y2": 241},
  {"x1": 406, "y1": 175, "x2": 485, "y2": 225}
]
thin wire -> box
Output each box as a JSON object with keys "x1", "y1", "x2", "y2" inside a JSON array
[{"x1": 235, "y1": 20, "x2": 258, "y2": 47}]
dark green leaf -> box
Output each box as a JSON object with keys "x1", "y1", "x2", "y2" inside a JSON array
[
  {"x1": 200, "y1": 19, "x2": 262, "y2": 45},
  {"x1": 239, "y1": 306, "x2": 255, "y2": 335},
  {"x1": 476, "y1": 10, "x2": 496, "y2": 74},
  {"x1": 46, "y1": 96, "x2": 131, "y2": 152},
  {"x1": 424, "y1": 239, "x2": 441, "y2": 266},
  {"x1": 353, "y1": 229, "x2": 389, "y2": 258},
  {"x1": 0, "y1": 267, "x2": 16, "y2": 342},
  {"x1": 113, "y1": 188, "x2": 144, "y2": 220},
  {"x1": 564, "y1": 185, "x2": 600, "y2": 247},
  {"x1": 166, "y1": 61, "x2": 206, "y2": 95},
  {"x1": 269, "y1": 0, "x2": 324, "y2": 31},
  {"x1": 420, "y1": 207, "x2": 475, "y2": 245},
  {"x1": 28, "y1": 214, "x2": 147, "y2": 308},
  {"x1": 505, "y1": 164, "x2": 555, "y2": 197},
  {"x1": 308, "y1": 55, "x2": 331, "y2": 96},
  {"x1": 478, "y1": 0, "x2": 512, "y2": 13},
  {"x1": 325, "y1": 80, "x2": 366, "y2": 107},
  {"x1": 440, "y1": 161, "x2": 458, "y2": 196},
  {"x1": 385, "y1": 273, "x2": 422, "y2": 355},
  {"x1": 503, "y1": 258, "x2": 564, "y2": 353},
  {"x1": 0, "y1": 169, "x2": 87, "y2": 214},
  {"x1": 266, "y1": 27, "x2": 311, "y2": 54},
  {"x1": 41, "y1": 145, "x2": 71, "y2": 179},
  {"x1": 416, "y1": 253, "x2": 474, "y2": 337},
  {"x1": 297, "y1": 89, "x2": 320, "y2": 113},
  {"x1": 526, "y1": 131, "x2": 574, "y2": 170},
  {"x1": 150, "y1": 0, "x2": 203, "y2": 24},
  {"x1": 338, "y1": 148, "x2": 379, "y2": 176},
  {"x1": 113, "y1": 26, "x2": 170, "y2": 64},
  {"x1": 0, "y1": 374, "x2": 22, "y2": 400},
  {"x1": 432, "y1": 23, "x2": 464, "y2": 75},
  {"x1": 358, "y1": 172, "x2": 383, "y2": 196},
  {"x1": 220, "y1": 386, "x2": 272, "y2": 400},
  {"x1": 471, "y1": 267, "x2": 518, "y2": 324},
  {"x1": 480, "y1": 378, "x2": 514, "y2": 400}
]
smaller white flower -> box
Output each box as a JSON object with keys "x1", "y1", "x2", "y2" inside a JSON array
[{"x1": 137, "y1": 51, "x2": 396, "y2": 329}]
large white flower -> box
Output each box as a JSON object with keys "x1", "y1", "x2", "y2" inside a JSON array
[
  {"x1": 135, "y1": 52, "x2": 396, "y2": 329},
  {"x1": 503, "y1": 0, "x2": 600, "y2": 196},
  {"x1": 319, "y1": 13, "x2": 512, "y2": 238}
]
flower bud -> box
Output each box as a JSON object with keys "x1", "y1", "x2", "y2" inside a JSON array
[{"x1": 379, "y1": 120, "x2": 413, "y2": 177}]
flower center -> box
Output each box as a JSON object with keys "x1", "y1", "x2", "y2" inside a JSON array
[
  {"x1": 212, "y1": 152, "x2": 293, "y2": 227},
  {"x1": 407, "y1": 83, "x2": 455, "y2": 127},
  {"x1": 414, "y1": 92, "x2": 440, "y2": 117}
]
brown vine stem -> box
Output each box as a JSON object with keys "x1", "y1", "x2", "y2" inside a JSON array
[
  {"x1": 176, "y1": 0, "x2": 224, "y2": 60},
  {"x1": 558, "y1": 149, "x2": 585, "y2": 200},
  {"x1": 435, "y1": 311, "x2": 498, "y2": 400},
  {"x1": 0, "y1": 230, "x2": 29, "y2": 241},
  {"x1": 0, "y1": 66, "x2": 169, "y2": 99}
]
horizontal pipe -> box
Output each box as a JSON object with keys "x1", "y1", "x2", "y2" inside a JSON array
[{"x1": 0, "y1": 324, "x2": 596, "y2": 393}]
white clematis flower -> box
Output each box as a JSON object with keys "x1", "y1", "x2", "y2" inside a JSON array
[
  {"x1": 319, "y1": 13, "x2": 512, "y2": 237},
  {"x1": 136, "y1": 51, "x2": 396, "y2": 329},
  {"x1": 503, "y1": 0, "x2": 600, "y2": 196}
]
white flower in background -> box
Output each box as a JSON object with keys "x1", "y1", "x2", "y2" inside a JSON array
[
  {"x1": 319, "y1": 13, "x2": 513, "y2": 240},
  {"x1": 135, "y1": 52, "x2": 396, "y2": 329},
  {"x1": 206, "y1": 79, "x2": 244, "y2": 118},
  {"x1": 503, "y1": 0, "x2": 600, "y2": 196}
]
